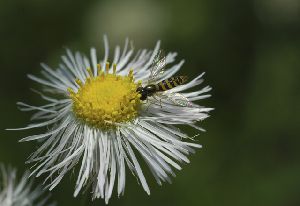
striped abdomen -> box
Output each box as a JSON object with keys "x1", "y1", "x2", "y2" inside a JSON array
[{"x1": 155, "y1": 76, "x2": 188, "y2": 91}]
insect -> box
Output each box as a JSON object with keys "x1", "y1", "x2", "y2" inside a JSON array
[{"x1": 136, "y1": 50, "x2": 192, "y2": 107}]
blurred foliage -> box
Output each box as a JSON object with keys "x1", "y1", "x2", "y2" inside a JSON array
[{"x1": 0, "y1": 0, "x2": 299, "y2": 205}]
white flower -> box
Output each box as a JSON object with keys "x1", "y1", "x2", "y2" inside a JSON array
[
  {"x1": 10, "y1": 36, "x2": 212, "y2": 204},
  {"x1": 0, "y1": 164, "x2": 55, "y2": 206}
]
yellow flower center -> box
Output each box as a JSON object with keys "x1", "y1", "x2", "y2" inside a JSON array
[{"x1": 68, "y1": 63, "x2": 142, "y2": 129}]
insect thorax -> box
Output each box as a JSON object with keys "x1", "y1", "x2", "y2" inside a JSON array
[{"x1": 136, "y1": 85, "x2": 157, "y2": 100}]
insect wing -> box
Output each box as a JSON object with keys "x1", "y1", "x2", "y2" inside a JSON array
[
  {"x1": 160, "y1": 92, "x2": 192, "y2": 107},
  {"x1": 148, "y1": 50, "x2": 166, "y2": 84}
]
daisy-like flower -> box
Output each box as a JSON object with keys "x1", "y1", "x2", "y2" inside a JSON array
[
  {"x1": 11, "y1": 36, "x2": 212, "y2": 203},
  {"x1": 0, "y1": 164, "x2": 55, "y2": 206}
]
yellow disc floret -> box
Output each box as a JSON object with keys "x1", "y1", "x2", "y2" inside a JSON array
[{"x1": 68, "y1": 63, "x2": 142, "y2": 129}]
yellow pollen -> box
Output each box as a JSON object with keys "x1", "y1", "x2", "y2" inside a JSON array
[{"x1": 68, "y1": 62, "x2": 142, "y2": 129}]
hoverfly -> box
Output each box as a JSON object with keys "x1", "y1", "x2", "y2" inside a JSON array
[{"x1": 136, "y1": 50, "x2": 192, "y2": 107}]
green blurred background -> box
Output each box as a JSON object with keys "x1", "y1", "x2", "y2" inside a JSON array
[{"x1": 0, "y1": 0, "x2": 299, "y2": 205}]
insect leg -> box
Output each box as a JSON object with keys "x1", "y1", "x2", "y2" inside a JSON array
[
  {"x1": 145, "y1": 98, "x2": 151, "y2": 112},
  {"x1": 152, "y1": 95, "x2": 163, "y2": 108}
]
